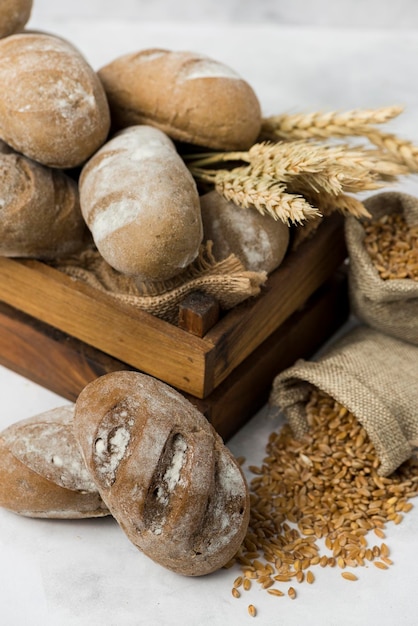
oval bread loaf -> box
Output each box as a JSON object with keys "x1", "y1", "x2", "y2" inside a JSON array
[
  {"x1": 79, "y1": 125, "x2": 203, "y2": 280},
  {"x1": 200, "y1": 190, "x2": 290, "y2": 273},
  {"x1": 0, "y1": 150, "x2": 88, "y2": 259},
  {"x1": 98, "y1": 48, "x2": 262, "y2": 151},
  {"x1": 0, "y1": 0, "x2": 32, "y2": 39},
  {"x1": 74, "y1": 371, "x2": 250, "y2": 576},
  {"x1": 0, "y1": 33, "x2": 110, "y2": 168},
  {"x1": 0, "y1": 406, "x2": 109, "y2": 518}
]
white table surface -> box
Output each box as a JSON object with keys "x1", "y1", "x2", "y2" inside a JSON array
[{"x1": 1, "y1": 17, "x2": 418, "y2": 626}]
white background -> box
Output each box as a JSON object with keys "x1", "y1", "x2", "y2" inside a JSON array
[
  {"x1": 31, "y1": 0, "x2": 418, "y2": 28},
  {"x1": 1, "y1": 1, "x2": 418, "y2": 625}
]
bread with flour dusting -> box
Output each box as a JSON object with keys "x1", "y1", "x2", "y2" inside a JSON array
[
  {"x1": 0, "y1": 0, "x2": 32, "y2": 38},
  {"x1": 0, "y1": 33, "x2": 110, "y2": 168},
  {"x1": 0, "y1": 406, "x2": 109, "y2": 518},
  {"x1": 200, "y1": 190, "x2": 290, "y2": 274},
  {"x1": 98, "y1": 48, "x2": 262, "y2": 150},
  {"x1": 74, "y1": 371, "x2": 250, "y2": 576},
  {"x1": 79, "y1": 125, "x2": 203, "y2": 280},
  {"x1": 0, "y1": 150, "x2": 88, "y2": 259}
]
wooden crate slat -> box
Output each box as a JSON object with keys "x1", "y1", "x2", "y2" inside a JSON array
[
  {"x1": 206, "y1": 214, "x2": 347, "y2": 388},
  {"x1": 0, "y1": 257, "x2": 211, "y2": 397}
]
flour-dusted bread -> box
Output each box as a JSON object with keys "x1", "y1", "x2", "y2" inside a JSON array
[
  {"x1": 0, "y1": 0, "x2": 32, "y2": 39},
  {"x1": 200, "y1": 190, "x2": 290, "y2": 274},
  {"x1": 0, "y1": 406, "x2": 109, "y2": 518},
  {"x1": 0, "y1": 33, "x2": 110, "y2": 168},
  {"x1": 74, "y1": 371, "x2": 250, "y2": 576},
  {"x1": 0, "y1": 150, "x2": 88, "y2": 259},
  {"x1": 79, "y1": 125, "x2": 203, "y2": 280},
  {"x1": 98, "y1": 48, "x2": 262, "y2": 151}
]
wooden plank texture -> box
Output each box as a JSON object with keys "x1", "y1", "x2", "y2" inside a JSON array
[
  {"x1": 0, "y1": 215, "x2": 346, "y2": 398},
  {"x1": 0, "y1": 271, "x2": 349, "y2": 441},
  {"x1": 205, "y1": 213, "x2": 347, "y2": 389},
  {"x1": 0, "y1": 257, "x2": 211, "y2": 396}
]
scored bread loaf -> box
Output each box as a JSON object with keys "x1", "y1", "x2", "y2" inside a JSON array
[
  {"x1": 79, "y1": 125, "x2": 203, "y2": 280},
  {"x1": 74, "y1": 371, "x2": 250, "y2": 576},
  {"x1": 0, "y1": 150, "x2": 88, "y2": 259},
  {"x1": 0, "y1": 33, "x2": 110, "y2": 168},
  {"x1": 0, "y1": 0, "x2": 32, "y2": 39},
  {"x1": 0, "y1": 406, "x2": 109, "y2": 518},
  {"x1": 98, "y1": 48, "x2": 262, "y2": 151},
  {"x1": 200, "y1": 190, "x2": 290, "y2": 274}
]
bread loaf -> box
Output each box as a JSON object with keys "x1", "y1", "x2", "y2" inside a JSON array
[
  {"x1": 74, "y1": 371, "x2": 250, "y2": 576},
  {"x1": 0, "y1": 150, "x2": 88, "y2": 259},
  {"x1": 0, "y1": 406, "x2": 109, "y2": 518},
  {"x1": 79, "y1": 125, "x2": 203, "y2": 280},
  {"x1": 0, "y1": 0, "x2": 32, "y2": 39},
  {"x1": 98, "y1": 48, "x2": 262, "y2": 151},
  {"x1": 0, "y1": 33, "x2": 110, "y2": 168},
  {"x1": 200, "y1": 190, "x2": 290, "y2": 273}
]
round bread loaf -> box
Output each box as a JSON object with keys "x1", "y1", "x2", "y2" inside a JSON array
[
  {"x1": 200, "y1": 190, "x2": 290, "y2": 273},
  {"x1": 79, "y1": 125, "x2": 203, "y2": 280},
  {"x1": 74, "y1": 371, "x2": 250, "y2": 576},
  {"x1": 0, "y1": 151, "x2": 88, "y2": 259},
  {"x1": 98, "y1": 48, "x2": 262, "y2": 151},
  {"x1": 0, "y1": 0, "x2": 32, "y2": 39},
  {"x1": 0, "y1": 406, "x2": 110, "y2": 518},
  {"x1": 0, "y1": 33, "x2": 110, "y2": 168}
]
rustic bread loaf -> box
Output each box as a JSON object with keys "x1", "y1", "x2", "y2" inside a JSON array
[
  {"x1": 74, "y1": 371, "x2": 250, "y2": 576},
  {"x1": 98, "y1": 48, "x2": 262, "y2": 151},
  {"x1": 79, "y1": 125, "x2": 203, "y2": 280},
  {"x1": 200, "y1": 190, "x2": 290, "y2": 273},
  {"x1": 0, "y1": 150, "x2": 88, "y2": 259},
  {"x1": 0, "y1": 0, "x2": 32, "y2": 39},
  {"x1": 0, "y1": 406, "x2": 109, "y2": 518},
  {"x1": 0, "y1": 33, "x2": 110, "y2": 168}
]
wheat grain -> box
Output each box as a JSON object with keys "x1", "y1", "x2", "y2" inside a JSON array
[
  {"x1": 364, "y1": 213, "x2": 418, "y2": 281},
  {"x1": 228, "y1": 389, "x2": 418, "y2": 610}
]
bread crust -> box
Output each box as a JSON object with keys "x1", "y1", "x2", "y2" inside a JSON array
[
  {"x1": 74, "y1": 371, "x2": 250, "y2": 576},
  {"x1": 0, "y1": 33, "x2": 110, "y2": 168},
  {"x1": 79, "y1": 125, "x2": 203, "y2": 280},
  {"x1": 0, "y1": 406, "x2": 109, "y2": 518},
  {"x1": 200, "y1": 190, "x2": 290, "y2": 273},
  {"x1": 0, "y1": 150, "x2": 88, "y2": 258},
  {"x1": 98, "y1": 48, "x2": 261, "y2": 151}
]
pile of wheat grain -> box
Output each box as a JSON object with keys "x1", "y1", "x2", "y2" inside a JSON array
[
  {"x1": 226, "y1": 389, "x2": 418, "y2": 616},
  {"x1": 363, "y1": 213, "x2": 418, "y2": 280}
]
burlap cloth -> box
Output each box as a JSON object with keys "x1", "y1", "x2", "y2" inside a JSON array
[
  {"x1": 345, "y1": 191, "x2": 418, "y2": 345},
  {"x1": 270, "y1": 325, "x2": 418, "y2": 476},
  {"x1": 52, "y1": 242, "x2": 267, "y2": 324}
]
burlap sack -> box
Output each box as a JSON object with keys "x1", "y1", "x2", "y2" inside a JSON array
[
  {"x1": 52, "y1": 242, "x2": 267, "y2": 324},
  {"x1": 270, "y1": 325, "x2": 418, "y2": 476},
  {"x1": 345, "y1": 191, "x2": 418, "y2": 345}
]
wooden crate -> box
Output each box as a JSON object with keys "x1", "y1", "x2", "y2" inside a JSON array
[
  {"x1": 0, "y1": 214, "x2": 349, "y2": 440},
  {"x1": 0, "y1": 215, "x2": 347, "y2": 399}
]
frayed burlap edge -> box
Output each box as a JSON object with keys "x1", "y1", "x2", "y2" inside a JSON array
[{"x1": 52, "y1": 242, "x2": 267, "y2": 324}]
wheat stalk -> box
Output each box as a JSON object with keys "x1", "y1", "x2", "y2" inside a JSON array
[
  {"x1": 186, "y1": 105, "x2": 418, "y2": 225},
  {"x1": 261, "y1": 105, "x2": 404, "y2": 141}
]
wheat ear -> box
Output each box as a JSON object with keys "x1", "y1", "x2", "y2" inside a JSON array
[
  {"x1": 261, "y1": 105, "x2": 404, "y2": 141},
  {"x1": 213, "y1": 167, "x2": 321, "y2": 224},
  {"x1": 364, "y1": 129, "x2": 418, "y2": 172}
]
